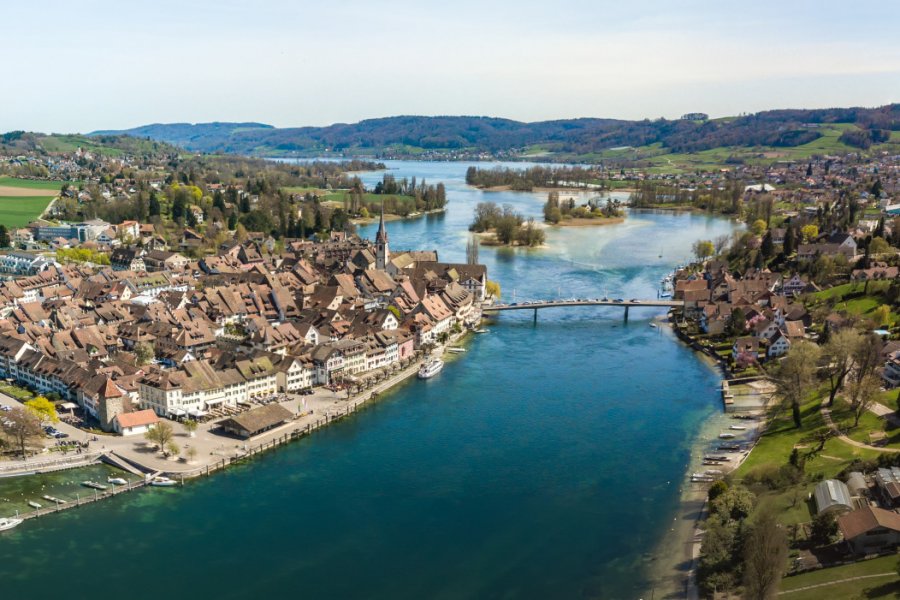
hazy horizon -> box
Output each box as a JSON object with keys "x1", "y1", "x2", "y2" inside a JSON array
[{"x1": 3, "y1": 0, "x2": 899, "y2": 133}]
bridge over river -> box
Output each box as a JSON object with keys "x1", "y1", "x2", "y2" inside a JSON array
[{"x1": 482, "y1": 298, "x2": 684, "y2": 323}]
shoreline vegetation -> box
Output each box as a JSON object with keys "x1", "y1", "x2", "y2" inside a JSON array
[
  {"x1": 468, "y1": 201, "x2": 545, "y2": 247},
  {"x1": 542, "y1": 190, "x2": 624, "y2": 225},
  {"x1": 465, "y1": 164, "x2": 613, "y2": 191}
]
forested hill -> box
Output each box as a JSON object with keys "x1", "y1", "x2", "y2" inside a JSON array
[{"x1": 89, "y1": 105, "x2": 900, "y2": 158}]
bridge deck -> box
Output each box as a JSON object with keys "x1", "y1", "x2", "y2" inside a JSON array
[{"x1": 484, "y1": 299, "x2": 681, "y2": 311}]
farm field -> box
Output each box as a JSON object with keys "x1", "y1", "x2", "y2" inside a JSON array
[{"x1": 0, "y1": 177, "x2": 61, "y2": 227}]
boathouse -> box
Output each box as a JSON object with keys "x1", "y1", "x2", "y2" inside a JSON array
[{"x1": 220, "y1": 404, "x2": 293, "y2": 439}]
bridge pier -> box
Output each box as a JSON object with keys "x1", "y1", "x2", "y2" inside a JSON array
[
  {"x1": 533, "y1": 308, "x2": 538, "y2": 325},
  {"x1": 624, "y1": 305, "x2": 629, "y2": 323}
]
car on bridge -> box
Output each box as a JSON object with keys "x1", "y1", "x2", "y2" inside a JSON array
[
  {"x1": 614, "y1": 298, "x2": 624, "y2": 303},
  {"x1": 630, "y1": 299, "x2": 641, "y2": 303}
]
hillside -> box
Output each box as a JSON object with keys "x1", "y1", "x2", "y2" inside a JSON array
[
  {"x1": 0, "y1": 131, "x2": 181, "y2": 157},
  {"x1": 88, "y1": 105, "x2": 900, "y2": 161}
]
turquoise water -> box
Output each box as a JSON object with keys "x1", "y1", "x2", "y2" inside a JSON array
[{"x1": 0, "y1": 161, "x2": 738, "y2": 599}]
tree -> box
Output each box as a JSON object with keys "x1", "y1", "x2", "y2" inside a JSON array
[
  {"x1": 0, "y1": 224, "x2": 10, "y2": 248},
  {"x1": 823, "y1": 329, "x2": 861, "y2": 406},
  {"x1": 750, "y1": 219, "x2": 767, "y2": 236},
  {"x1": 485, "y1": 280, "x2": 501, "y2": 299},
  {"x1": 24, "y1": 396, "x2": 58, "y2": 423},
  {"x1": 144, "y1": 422, "x2": 175, "y2": 453},
  {"x1": 182, "y1": 419, "x2": 198, "y2": 438},
  {"x1": 165, "y1": 441, "x2": 180, "y2": 458},
  {"x1": 134, "y1": 342, "x2": 155, "y2": 366},
  {"x1": 713, "y1": 234, "x2": 731, "y2": 256},
  {"x1": 710, "y1": 486, "x2": 756, "y2": 521},
  {"x1": 801, "y1": 224, "x2": 819, "y2": 243},
  {"x1": 783, "y1": 225, "x2": 796, "y2": 256},
  {"x1": 810, "y1": 512, "x2": 839, "y2": 546},
  {"x1": 148, "y1": 192, "x2": 161, "y2": 217},
  {"x1": 848, "y1": 373, "x2": 881, "y2": 428},
  {"x1": 185, "y1": 446, "x2": 198, "y2": 463},
  {"x1": 692, "y1": 239, "x2": 715, "y2": 262},
  {"x1": 774, "y1": 340, "x2": 822, "y2": 428},
  {"x1": 760, "y1": 230, "x2": 774, "y2": 259},
  {"x1": 873, "y1": 304, "x2": 891, "y2": 328},
  {"x1": 708, "y1": 480, "x2": 729, "y2": 502},
  {"x1": 0, "y1": 406, "x2": 43, "y2": 458},
  {"x1": 742, "y1": 509, "x2": 788, "y2": 600},
  {"x1": 869, "y1": 236, "x2": 890, "y2": 255}
]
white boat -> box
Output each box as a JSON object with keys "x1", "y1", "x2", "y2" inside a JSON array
[
  {"x1": 418, "y1": 359, "x2": 444, "y2": 380},
  {"x1": 81, "y1": 481, "x2": 107, "y2": 490},
  {"x1": 0, "y1": 517, "x2": 23, "y2": 532},
  {"x1": 649, "y1": 323, "x2": 658, "y2": 328},
  {"x1": 447, "y1": 347, "x2": 467, "y2": 354},
  {"x1": 150, "y1": 476, "x2": 177, "y2": 487},
  {"x1": 42, "y1": 495, "x2": 66, "y2": 504},
  {"x1": 729, "y1": 425, "x2": 747, "y2": 431},
  {"x1": 718, "y1": 433, "x2": 736, "y2": 439},
  {"x1": 107, "y1": 477, "x2": 127, "y2": 486},
  {"x1": 704, "y1": 469, "x2": 724, "y2": 476},
  {"x1": 690, "y1": 473, "x2": 715, "y2": 483},
  {"x1": 27, "y1": 501, "x2": 42, "y2": 509},
  {"x1": 474, "y1": 328, "x2": 489, "y2": 334}
]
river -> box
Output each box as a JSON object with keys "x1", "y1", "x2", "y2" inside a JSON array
[{"x1": 0, "y1": 161, "x2": 739, "y2": 599}]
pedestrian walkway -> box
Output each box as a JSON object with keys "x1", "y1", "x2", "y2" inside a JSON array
[
  {"x1": 821, "y1": 406, "x2": 900, "y2": 453},
  {"x1": 779, "y1": 572, "x2": 894, "y2": 594}
]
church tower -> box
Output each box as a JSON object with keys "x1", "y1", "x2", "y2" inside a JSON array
[{"x1": 375, "y1": 202, "x2": 389, "y2": 270}]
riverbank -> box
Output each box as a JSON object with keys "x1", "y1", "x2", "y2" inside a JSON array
[
  {"x1": 351, "y1": 207, "x2": 445, "y2": 225},
  {"x1": 643, "y1": 314, "x2": 767, "y2": 598},
  {"x1": 1, "y1": 326, "x2": 476, "y2": 525}
]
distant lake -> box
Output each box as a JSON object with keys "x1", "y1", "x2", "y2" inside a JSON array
[{"x1": 0, "y1": 160, "x2": 740, "y2": 599}]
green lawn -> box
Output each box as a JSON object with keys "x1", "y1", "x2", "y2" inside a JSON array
[
  {"x1": 0, "y1": 196, "x2": 56, "y2": 227},
  {"x1": 0, "y1": 177, "x2": 63, "y2": 191},
  {"x1": 780, "y1": 554, "x2": 900, "y2": 598},
  {"x1": 0, "y1": 382, "x2": 35, "y2": 401}
]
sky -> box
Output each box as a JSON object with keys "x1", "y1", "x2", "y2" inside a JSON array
[{"x1": 3, "y1": 0, "x2": 899, "y2": 133}]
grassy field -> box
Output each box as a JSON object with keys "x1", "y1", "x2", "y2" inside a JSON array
[
  {"x1": 0, "y1": 178, "x2": 61, "y2": 228},
  {"x1": 0, "y1": 177, "x2": 63, "y2": 191},
  {"x1": 805, "y1": 280, "x2": 899, "y2": 326},
  {"x1": 0, "y1": 197, "x2": 57, "y2": 228},
  {"x1": 281, "y1": 187, "x2": 418, "y2": 212},
  {"x1": 779, "y1": 554, "x2": 900, "y2": 598}
]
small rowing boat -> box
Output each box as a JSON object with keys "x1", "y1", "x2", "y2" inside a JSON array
[
  {"x1": 729, "y1": 425, "x2": 747, "y2": 431},
  {"x1": 81, "y1": 481, "x2": 107, "y2": 490},
  {"x1": 718, "y1": 433, "x2": 736, "y2": 439},
  {"x1": 42, "y1": 495, "x2": 67, "y2": 504},
  {"x1": 27, "y1": 501, "x2": 42, "y2": 509},
  {"x1": 446, "y1": 347, "x2": 466, "y2": 354}
]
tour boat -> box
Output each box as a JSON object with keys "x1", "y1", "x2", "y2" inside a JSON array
[
  {"x1": 81, "y1": 481, "x2": 107, "y2": 490},
  {"x1": 27, "y1": 501, "x2": 42, "y2": 509},
  {"x1": 718, "y1": 433, "x2": 736, "y2": 439},
  {"x1": 107, "y1": 477, "x2": 127, "y2": 486},
  {"x1": 418, "y1": 359, "x2": 445, "y2": 380},
  {"x1": 150, "y1": 476, "x2": 177, "y2": 487},
  {"x1": 0, "y1": 516, "x2": 23, "y2": 532}
]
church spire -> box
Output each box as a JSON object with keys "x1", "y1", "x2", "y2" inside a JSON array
[
  {"x1": 376, "y1": 200, "x2": 388, "y2": 244},
  {"x1": 375, "y1": 200, "x2": 389, "y2": 270}
]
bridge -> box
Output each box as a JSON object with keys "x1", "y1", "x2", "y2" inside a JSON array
[{"x1": 482, "y1": 298, "x2": 684, "y2": 323}]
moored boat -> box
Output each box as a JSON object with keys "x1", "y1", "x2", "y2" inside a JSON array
[
  {"x1": 108, "y1": 477, "x2": 127, "y2": 486},
  {"x1": 718, "y1": 433, "x2": 736, "y2": 439},
  {"x1": 446, "y1": 347, "x2": 467, "y2": 353},
  {"x1": 729, "y1": 425, "x2": 747, "y2": 431},
  {"x1": 418, "y1": 359, "x2": 445, "y2": 379},
  {"x1": 0, "y1": 516, "x2": 23, "y2": 532},
  {"x1": 717, "y1": 443, "x2": 741, "y2": 451},
  {"x1": 150, "y1": 476, "x2": 177, "y2": 487},
  {"x1": 81, "y1": 481, "x2": 107, "y2": 490},
  {"x1": 42, "y1": 495, "x2": 67, "y2": 504},
  {"x1": 27, "y1": 501, "x2": 42, "y2": 509}
]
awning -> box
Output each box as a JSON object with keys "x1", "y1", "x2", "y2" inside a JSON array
[
  {"x1": 170, "y1": 408, "x2": 187, "y2": 417},
  {"x1": 204, "y1": 399, "x2": 225, "y2": 406},
  {"x1": 60, "y1": 402, "x2": 78, "y2": 410},
  {"x1": 188, "y1": 409, "x2": 207, "y2": 417}
]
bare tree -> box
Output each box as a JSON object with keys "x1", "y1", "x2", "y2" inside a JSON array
[
  {"x1": 852, "y1": 332, "x2": 883, "y2": 386},
  {"x1": 823, "y1": 329, "x2": 861, "y2": 407},
  {"x1": 773, "y1": 341, "x2": 822, "y2": 428},
  {"x1": 848, "y1": 373, "x2": 882, "y2": 428},
  {"x1": 713, "y1": 234, "x2": 731, "y2": 256},
  {"x1": 743, "y1": 509, "x2": 788, "y2": 600},
  {"x1": 0, "y1": 406, "x2": 44, "y2": 458}
]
